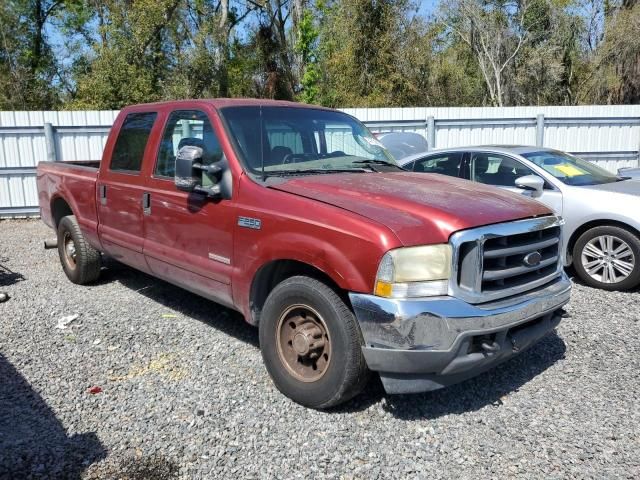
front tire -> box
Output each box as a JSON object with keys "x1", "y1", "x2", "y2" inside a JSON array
[
  {"x1": 57, "y1": 215, "x2": 102, "y2": 285},
  {"x1": 259, "y1": 276, "x2": 369, "y2": 409},
  {"x1": 573, "y1": 225, "x2": 640, "y2": 291}
]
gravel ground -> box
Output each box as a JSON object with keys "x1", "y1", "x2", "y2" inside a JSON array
[{"x1": 1, "y1": 218, "x2": 639, "y2": 479}]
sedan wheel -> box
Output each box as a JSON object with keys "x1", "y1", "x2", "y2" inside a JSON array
[
  {"x1": 581, "y1": 235, "x2": 635, "y2": 284},
  {"x1": 574, "y1": 226, "x2": 640, "y2": 291}
]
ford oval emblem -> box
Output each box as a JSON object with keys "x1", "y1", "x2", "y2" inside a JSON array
[{"x1": 523, "y1": 251, "x2": 542, "y2": 267}]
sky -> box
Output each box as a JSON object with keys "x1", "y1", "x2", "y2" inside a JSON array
[{"x1": 418, "y1": 0, "x2": 439, "y2": 17}]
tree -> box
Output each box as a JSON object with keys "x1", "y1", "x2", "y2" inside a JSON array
[
  {"x1": 586, "y1": 0, "x2": 640, "y2": 103},
  {"x1": 163, "y1": 0, "x2": 260, "y2": 99},
  {"x1": 317, "y1": 0, "x2": 416, "y2": 107},
  {"x1": 507, "y1": 0, "x2": 588, "y2": 105},
  {"x1": 0, "y1": 0, "x2": 66, "y2": 109},
  {"x1": 295, "y1": 9, "x2": 320, "y2": 103},
  {"x1": 69, "y1": 0, "x2": 184, "y2": 109},
  {"x1": 440, "y1": 0, "x2": 538, "y2": 106}
]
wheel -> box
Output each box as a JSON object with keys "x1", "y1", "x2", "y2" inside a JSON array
[
  {"x1": 259, "y1": 276, "x2": 369, "y2": 409},
  {"x1": 573, "y1": 225, "x2": 640, "y2": 291},
  {"x1": 57, "y1": 215, "x2": 102, "y2": 285}
]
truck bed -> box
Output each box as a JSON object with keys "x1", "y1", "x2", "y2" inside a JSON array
[
  {"x1": 42, "y1": 160, "x2": 101, "y2": 169},
  {"x1": 37, "y1": 161, "x2": 100, "y2": 241}
]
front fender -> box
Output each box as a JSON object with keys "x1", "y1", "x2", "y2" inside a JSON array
[{"x1": 232, "y1": 228, "x2": 396, "y2": 323}]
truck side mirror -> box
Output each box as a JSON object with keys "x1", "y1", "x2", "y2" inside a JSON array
[
  {"x1": 175, "y1": 145, "x2": 204, "y2": 192},
  {"x1": 175, "y1": 145, "x2": 231, "y2": 199},
  {"x1": 515, "y1": 174, "x2": 545, "y2": 198}
]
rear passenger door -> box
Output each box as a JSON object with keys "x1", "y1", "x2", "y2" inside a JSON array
[{"x1": 97, "y1": 111, "x2": 159, "y2": 273}]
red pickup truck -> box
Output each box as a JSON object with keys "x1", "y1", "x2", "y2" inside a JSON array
[{"x1": 37, "y1": 99, "x2": 571, "y2": 408}]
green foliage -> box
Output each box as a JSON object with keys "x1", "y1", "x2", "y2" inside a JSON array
[
  {"x1": 70, "y1": 0, "x2": 183, "y2": 109},
  {"x1": 586, "y1": 1, "x2": 640, "y2": 103},
  {"x1": 0, "y1": 0, "x2": 638, "y2": 109},
  {"x1": 0, "y1": 0, "x2": 64, "y2": 109},
  {"x1": 295, "y1": 10, "x2": 321, "y2": 104},
  {"x1": 316, "y1": 0, "x2": 415, "y2": 107}
]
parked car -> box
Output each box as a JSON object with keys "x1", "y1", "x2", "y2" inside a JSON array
[
  {"x1": 618, "y1": 167, "x2": 640, "y2": 180},
  {"x1": 376, "y1": 131, "x2": 429, "y2": 161},
  {"x1": 37, "y1": 101, "x2": 571, "y2": 408},
  {"x1": 399, "y1": 146, "x2": 640, "y2": 291}
]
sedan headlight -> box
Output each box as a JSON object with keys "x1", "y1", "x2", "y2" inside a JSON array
[{"x1": 374, "y1": 244, "x2": 452, "y2": 298}]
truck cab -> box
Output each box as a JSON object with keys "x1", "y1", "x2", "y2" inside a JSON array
[{"x1": 37, "y1": 99, "x2": 571, "y2": 408}]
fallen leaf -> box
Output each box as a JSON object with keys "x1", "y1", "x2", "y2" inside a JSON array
[{"x1": 56, "y1": 314, "x2": 79, "y2": 329}]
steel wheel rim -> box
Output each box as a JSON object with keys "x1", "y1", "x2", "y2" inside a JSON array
[
  {"x1": 63, "y1": 232, "x2": 77, "y2": 269},
  {"x1": 581, "y1": 235, "x2": 635, "y2": 284},
  {"x1": 275, "y1": 304, "x2": 331, "y2": 383}
]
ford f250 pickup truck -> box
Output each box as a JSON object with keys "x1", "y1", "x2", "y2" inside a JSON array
[{"x1": 37, "y1": 99, "x2": 571, "y2": 408}]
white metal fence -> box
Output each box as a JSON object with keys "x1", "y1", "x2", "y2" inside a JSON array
[{"x1": 1, "y1": 105, "x2": 639, "y2": 217}]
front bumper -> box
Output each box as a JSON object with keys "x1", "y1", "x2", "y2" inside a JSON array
[{"x1": 349, "y1": 273, "x2": 571, "y2": 394}]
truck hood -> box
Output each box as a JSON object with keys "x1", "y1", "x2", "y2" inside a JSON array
[{"x1": 270, "y1": 172, "x2": 551, "y2": 246}]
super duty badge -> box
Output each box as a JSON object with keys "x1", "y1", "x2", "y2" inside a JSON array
[{"x1": 238, "y1": 216, "x2": 262, "y2": 230}]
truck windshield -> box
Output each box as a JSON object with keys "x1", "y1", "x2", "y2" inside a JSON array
[
  {"x1": 220, "y1": 106, "x2": 398, "y2": 177},
  {"x1": 521, "y1": 150, "x2": 621, "y2": 186}
]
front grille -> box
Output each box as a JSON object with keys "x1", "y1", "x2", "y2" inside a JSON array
[
  {"x1": 451, "y1": 216, "x2": 563, "y2": 303},
  {"x1": 482, "y1": 226, "x2": 560, "y2": 293}
]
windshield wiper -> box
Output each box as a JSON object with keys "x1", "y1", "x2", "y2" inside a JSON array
[
  {"x1": 351, "y1": 159, "x2": 405, "y2": 170},
  {"x1": 262, "y1": 168, "x2": 368, "y2": 177}
]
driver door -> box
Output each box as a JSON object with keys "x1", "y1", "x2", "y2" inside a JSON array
[
  {"x1": 142, "y1": 108, "x2": 236, "y2": 307},
  {"x1": 469, "y1": 152, "x2": 563, "y2": 215}
]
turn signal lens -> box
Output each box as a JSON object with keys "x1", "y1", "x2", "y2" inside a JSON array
[{"x1": 374, "y1": 280, "x2": 393, "y2": 297}]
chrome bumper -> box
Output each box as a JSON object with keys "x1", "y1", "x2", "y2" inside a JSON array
[{"x1": 348, "y1": 273, "x2": 571, "y2": 394}]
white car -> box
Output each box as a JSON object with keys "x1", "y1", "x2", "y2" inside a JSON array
[
  {"x1": 399, "y1": 146, "x2": 640, "y2": 291},
  {"x1": 377, "y1": 132, "x2": 429, "y2": 161},
  {"x1": 619, "y1": 167, "x2": 640, "y2": 179}
]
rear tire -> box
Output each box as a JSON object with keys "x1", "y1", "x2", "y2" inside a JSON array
[
  {"x1": 573, "y1": 225, "x2": 640, "y2": 291},
  {"x1": 259, "y1": 276, "x2": 369, "y2": 409},
  {"x1": 57, "y1": 215, "x2": 102, "y2": 285}
]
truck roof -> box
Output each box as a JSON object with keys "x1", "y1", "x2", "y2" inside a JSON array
[{"x1": 121, "y1": 98, "x2": 335, "y2": 111}]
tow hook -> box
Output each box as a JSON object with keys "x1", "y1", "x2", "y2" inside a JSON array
[
  {"x1": 510, "y1": 336, "x2": 520, "y2": 353},
  {"x1": 558, "y1": 308, "x2": 571, "y2": 318},
  {"x1": 44, "y1": 239, "x2": 58, "y2": 249},
  {"x1": 480, "y1": 340, "x2": 500, "y2": 353}
]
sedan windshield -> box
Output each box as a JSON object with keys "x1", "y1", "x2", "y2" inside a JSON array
[
  {"x1": 220, "y1": 106, "x2": 398, "y2": 177},
  {"x1": 521, "y1": 150, "x2": 620, "y2": 186}
]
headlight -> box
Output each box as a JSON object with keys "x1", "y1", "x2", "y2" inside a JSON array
[{"x1": 374, "y1": 244, "x2": 452, "y2": 298}]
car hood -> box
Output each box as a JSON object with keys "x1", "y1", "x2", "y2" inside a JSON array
[
  {"x1": 269, "y1": 172, "x2": 552, "y2": 246},
  {"x1": 579, "y1": 178, "x2": 640, "y2": 197}
]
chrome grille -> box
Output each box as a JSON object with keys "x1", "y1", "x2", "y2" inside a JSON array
[
  {"x1": 450, "y1": 216, "x2": 564, "y2": 304},
  {"x1": 482, "y1": 226, "x2": 560, "y2": 292}
]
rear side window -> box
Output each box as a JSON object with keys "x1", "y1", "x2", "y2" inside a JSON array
[
  {"x1": 413, "y1": 153, "x2": 463, "y2": 177},
  {"x1": 110, "y1": 112, "x2": 157, "y2": 173}
]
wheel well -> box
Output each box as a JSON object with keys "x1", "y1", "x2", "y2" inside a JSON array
[
  {"x1": 249, "y1": 260, "x2": 344, "y2": 326},
  {"x1": 567, "y1": 219, "x2": 640, "y2": 263},
  {"x1": 51, "y1": 197, "x2": 73, "y2": 227}
]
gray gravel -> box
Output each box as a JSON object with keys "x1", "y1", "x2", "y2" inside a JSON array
[{"x1": 1, "y1": 218, "x2": 639, "y2": 479}]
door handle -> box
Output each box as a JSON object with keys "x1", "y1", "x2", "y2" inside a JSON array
[
  {"x1": 99, "y1": 185, "x2": 107, "y2": 205},
  {"x1": 142, "y1": 192, "x2": 151, "y2": 215}
]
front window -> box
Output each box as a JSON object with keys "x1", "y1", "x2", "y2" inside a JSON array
[
  {"x1": 471, "y1": 153, "x2": 536, "y2": 187},
  {"x1": 220, "y1": 106, "x2": 397, "y2": 176},
  {"x1": 521, "y1": 150, "x2": 620, "y2": 186},
  {"x1": 155, "y1": 110, "x2": 222, "y2": 187}
]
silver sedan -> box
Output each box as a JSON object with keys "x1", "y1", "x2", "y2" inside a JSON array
[{"x1": 399, "y1": 146, "x2": 640, "y2": 291}]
